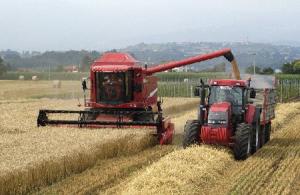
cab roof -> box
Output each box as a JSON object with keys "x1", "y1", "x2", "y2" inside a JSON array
[
  {"x1": 92, "y1": 52, "x2": 141, "y2": 72},
  {"x1": 210, "y1": 79, "x2": 247, "y2": 87},
  {"x1": 94, "y1": 52, "x2": 139, "y2": 65}
]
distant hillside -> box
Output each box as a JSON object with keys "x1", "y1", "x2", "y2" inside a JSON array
[
  {"x1": 1, "y1": 42, "x2": 300, "y2": 72},
  {"x1": 121, "y1": 42, "x2": 300, "y2": 72},
  {"x1": 0, "y1": 50, "x2": 100, "y2": 70}
]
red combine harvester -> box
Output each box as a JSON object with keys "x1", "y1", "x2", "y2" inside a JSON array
[
  {"x1": 37, "y1": 48, "x2": 239, "y2": 145},
  {"x1": 183, "y1": 75, "x2": 276, "y2": 160}
]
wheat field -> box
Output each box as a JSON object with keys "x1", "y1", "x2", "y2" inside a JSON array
[
  {"x1": 102, "y1": 102, "x2": 300, "y2": 195},
  {"x1": 0, "y1": 83, "x2": 198, "y2": 195},
  {"x1": 33, "y1": 107, "x2": 198, "y2": 194},
  {"x1": 2, "y1": 80, "x2": 300, "y2": 195},
  {"x1": 36, "y1": 102, "x2": 300, "y2": 195},
  {"x1": 0, "y1": 80, "x2": 82, "y2": 100}
]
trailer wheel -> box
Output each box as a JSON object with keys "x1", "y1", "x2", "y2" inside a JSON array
[
  {"x1": 233, "y1": 123, "x2": 252, "y2": 160},
  {"x1": 183, "y1": 120, "x2": 200, "y2": 148},
  {"x1": 261, "y1": 125, "x2": 266, "y2": 146},
  {"x1": 251, "y1": 117, "x2": 262, "y2": 154},
  {"x1": 264, "y1": 122, "x2": 271, "y2": 143}
]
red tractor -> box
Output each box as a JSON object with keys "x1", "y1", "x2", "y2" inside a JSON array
[
  {"x1": 183, "y1": 78, "x2": 276, "y2": 160},
  {"x1": 37, "y1": 48, "x2": 240, "y2": 145}
]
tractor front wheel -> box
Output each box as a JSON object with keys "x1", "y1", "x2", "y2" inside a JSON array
[
  {"x1": 233, "y1": 123, "x2": 252, "y2": 160},
  {"x1": 183, "y1": 120, "x2": 200, "y2": 148}
]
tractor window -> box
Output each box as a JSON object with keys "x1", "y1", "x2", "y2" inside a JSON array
[
  {"x1": 209, "y1": 86, "x2": 243, "y2": 106},
  {"x1": 96, "y1": 71, "x2": 133, "y2": 104}
]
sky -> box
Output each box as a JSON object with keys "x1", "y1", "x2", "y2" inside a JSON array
[{"x1": 0, "y1": 0, "x2": 299, "y2": 51}]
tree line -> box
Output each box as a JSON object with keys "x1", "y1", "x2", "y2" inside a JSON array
[
  {"x1": 1, "y1": 50, "x2": 101, "y2": 72},
  {"x1": 245, "y1": 59, "x2": 300, "y2": 75},
  {"x1": 0, "y1": 57, "x2": 11, "y2": 76}
]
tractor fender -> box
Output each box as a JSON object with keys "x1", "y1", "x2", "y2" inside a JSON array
[{"x1": 245, "y1": 105, "x2": 261, "y2": 124}]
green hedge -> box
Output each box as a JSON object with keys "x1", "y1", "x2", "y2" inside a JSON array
[{"x1": 0, "y1": 72, "x2": 89, "y2": 80}]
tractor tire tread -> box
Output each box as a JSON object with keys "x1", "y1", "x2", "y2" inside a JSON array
[
  {"x1": 234, "y1": 123, "x2": 252, "y2": 160},
  {"x1": 183, "y1": 120, "x2": 200, "y2": 148}
]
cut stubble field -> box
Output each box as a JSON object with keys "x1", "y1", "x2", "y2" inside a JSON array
[
  {"x1": 0, "y1": 81, "x2": 199, "y2": 194},
  {"x1": 101, "y1": 102, "x2": 300, "y2": 195},
  {"x1": 37, "y1": 102, "x2": 300, "y2": 195}
]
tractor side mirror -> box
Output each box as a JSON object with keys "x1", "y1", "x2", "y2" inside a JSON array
[
  {"x1": 194, "y1": 87, "x2": 200, "y2": 96},
  {"x1": 82, "y1": 79, "x2": 87, "y2": 91},
  {"x1": 249, "y1": 88, "x2": 256, "y2": 98}
]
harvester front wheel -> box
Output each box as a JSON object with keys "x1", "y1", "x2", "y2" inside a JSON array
[
  {"x1": 233, "y1": 123, "x2": 252, "y2": 160},
  {"x1": 183, "y1": 120, "x2": 200, "y2": 148}
]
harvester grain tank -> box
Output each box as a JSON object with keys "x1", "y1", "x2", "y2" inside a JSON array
[{"x1": 37, "y1": 48, "x2": 239, "y2": 145}]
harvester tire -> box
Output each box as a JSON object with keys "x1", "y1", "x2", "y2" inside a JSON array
[
  {"x1": 183, "y1": 120, "x2": 200, "y2": 148},
  {"x1": 233, "y1": 123, "x2": 252, "y2": 160},
  {"x1": 264, "y1": 122, "x2": 271, "y2": 143}
]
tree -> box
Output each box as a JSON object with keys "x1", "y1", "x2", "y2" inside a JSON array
[
  {"x1": 245, "y1": 65, "x2": 261, "y2": 74},
  {"x1": 55, "y1": 65, "x2": 64, "y2": 72},
  {"x1": 293, "y1": 61, "x2": 300, "y2": 74},
  {"x1": 262, "y1": 67, "x2": 274, "y2": 74},
  {"x1": 282, "y1": 63, "x2": 294, "y2": 74},
  {"x1": 0, "y1": 57, "x2": 7, "y2": 76},
  {"x1": 81, "y1": 55, "x2": 93, "y2": 72}
]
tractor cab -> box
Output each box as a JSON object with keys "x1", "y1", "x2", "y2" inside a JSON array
[
  {"x1": 208, "y1": 80, "x2": 248, "y2": 125},
  {"x1": 194, "y1": 79, "x2": 250, "y2": 127}
]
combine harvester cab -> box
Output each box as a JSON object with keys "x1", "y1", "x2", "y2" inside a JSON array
[
  {"x1": 37, "y1": 48, "x2": 238, "y2": 145},
  {"x1": 183, "y1": 65, "x2": 276, "y2": 160}
]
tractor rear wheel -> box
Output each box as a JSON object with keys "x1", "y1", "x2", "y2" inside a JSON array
[
  {"x1": 233, "y1": 123, "x2": 252, "y2": 160},
  {"x1": 183, "y1": 120, "x2": 200, "y2": 148}
]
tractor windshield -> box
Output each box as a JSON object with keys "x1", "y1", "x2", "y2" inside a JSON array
[
  {"x1": 95, "y1": 71, "x2": 133, "y2": 104},
  {"x1": 209, "y1": 86, "x2": 243, "y2": 106}
]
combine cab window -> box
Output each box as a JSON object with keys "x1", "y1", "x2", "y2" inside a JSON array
[{"x1": 96, "y1": 71, "x2": 133, "y2": 104}]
